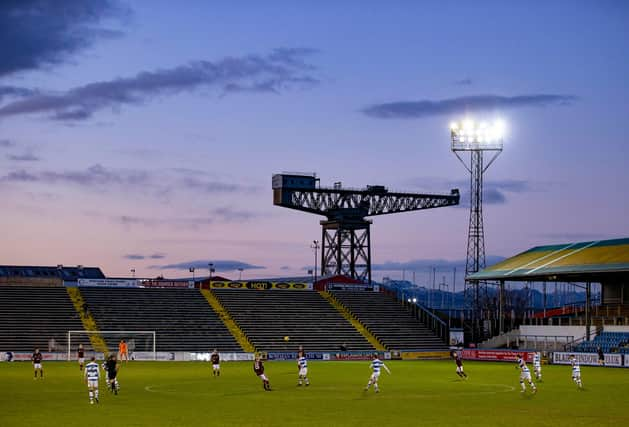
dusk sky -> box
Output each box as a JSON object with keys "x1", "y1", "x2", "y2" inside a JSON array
[{"x1": 1, "y1": 0, "x2": 628, "y2": 283}]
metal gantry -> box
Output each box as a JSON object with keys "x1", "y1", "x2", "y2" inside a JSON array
[{"x1": 273, "y1": 173, "x2": 460, "y2": 283}]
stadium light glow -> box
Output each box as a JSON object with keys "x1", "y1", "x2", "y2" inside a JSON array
[{"x1": 450, "y1": 118, "x2": 505, "y2": 151}]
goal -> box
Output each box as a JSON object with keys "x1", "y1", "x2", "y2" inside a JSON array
[{"x1": 67, "y1": 330, "x2": 156, "y2": 360}]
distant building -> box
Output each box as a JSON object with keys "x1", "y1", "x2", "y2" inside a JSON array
[{"x1": 0, "y1": 265, "x2": 105, "y2": 286}]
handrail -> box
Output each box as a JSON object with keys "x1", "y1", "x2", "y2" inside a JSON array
[
  {"x1": 385, "y1": 285, "x2": 449, "y2": 343},
  {"x1": 417, "y1": 301, "x2": 447, "y2": 327}
]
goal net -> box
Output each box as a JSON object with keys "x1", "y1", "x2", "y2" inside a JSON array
[{"x1": 67, "y1": 330, "x2": 156, "y2": 361}]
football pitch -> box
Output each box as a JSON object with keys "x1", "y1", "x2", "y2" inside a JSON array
[{"x1": 1, "y1": 360, "x2": 628, "y2": 427}]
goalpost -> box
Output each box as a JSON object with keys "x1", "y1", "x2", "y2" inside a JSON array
[{"x1": 67, "y1": 330, "x2": 157, "y2": 361}]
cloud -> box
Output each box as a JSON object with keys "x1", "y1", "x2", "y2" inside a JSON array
[
  {"x1": 113, "y1": 214, "x2": 214, "y2": 230},
  {"x1": 0, "y1": 48, "x2": 319, "y2": 121},
  {"x1": 109, "y1": 207, "x2": 259, "y2": 230},
  {"x1": 280, "y1": 266, "x2": 291, "y2": 271},
  {"x1": 0, "y1": 164, "x2": 249, "y2": 197},
  {"x1": 210, "y1": 207, "x2": 260, "y2": 222},
  {"x1": 152, "y1": 260, "x2": 265, "y2": 271},
  {"x1": 123, "y1": 253, "x2": 166, "y2": 260},
  {"x1": 372, "y1": 255, "x2": 506, "y2": 271},
  {"x1": 455, "y1": 78, "x2": 472, "y2": 86},
  {"x1": 1, "y1": 164, "x2": 148, "y2": 187},
  {"x1": 0, "y1": 0, "x2": 127, "y2": 77},
  {"x1": 361, "y1": 94, "x2": 577, "y2": 119},
  {"x1": 182, "y1": 177, "x2": 242, "y2": 194},
  {"x1": 482, "y1": 180, "x2": 531, "y2": 205},
  {"x1": 0, "y1": 86, "x2": 38, "y2": 102},
  {"x1": 0, "y1": 139, "x2": 15, "y2": 148},
  {"x1": 406, "y1": 177, "x2": 533, "y2": 207},
  {"x1": 7, "y1": 153, "x2": 40, "y2": 162}
]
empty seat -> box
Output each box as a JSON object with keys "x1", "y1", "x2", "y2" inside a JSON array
[
  {"x1": 0, "y1": 286, "x2": 89, "y2": 352},
  {"x1": 331, "y1": 291, "x2": 448, "y2": 351},
  {"x1": 213, "y1": 289, "x2": 374, "y2": 352},
  {"x1": 81, "y1": 288, "x2": 241, "y2": 352}
]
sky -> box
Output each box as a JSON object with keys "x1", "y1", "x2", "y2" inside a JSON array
[{"x1": 1, "y1": 0, "x2": 628, "y2": 283}]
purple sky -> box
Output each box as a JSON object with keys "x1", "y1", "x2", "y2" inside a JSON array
[{"x1": 1, "y1": 0, "x2": 628, "y2": 283}]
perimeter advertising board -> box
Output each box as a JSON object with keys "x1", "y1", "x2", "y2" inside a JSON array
[
  {"x1": 140, "y1": 280, "x2": 193, "y2": 289},
  {"x1": 78, "y1": 278, "x2": 139, "y2": 288},
  {"x1": 462, "y1": 349, "x2": 535, "y2": 362},
  {"x1": 401, "y1": 351, "x2": 450, "y2": 360},
  {"x1": 266, "y1": 352, "x2": 326, "y2": 361},
  {"x1": 552, "y1": 352, "x2": 623, "y2": 367}
]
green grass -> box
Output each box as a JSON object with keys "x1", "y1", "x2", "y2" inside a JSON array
[{"x1": 1, "y1": 360, "x2": 628, "y2": 426}]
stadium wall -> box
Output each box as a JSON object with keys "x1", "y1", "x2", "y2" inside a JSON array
[
  {"x1": 603, "y1": 325, "x2": 629, "y2": 332},
  {"x1": 519, "y1": 325, "x2": 593, "y2": 342}
]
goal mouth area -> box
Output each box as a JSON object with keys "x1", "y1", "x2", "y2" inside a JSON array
[{"x1": 67, "y1": 330, "x2": 156, "y2": 360}]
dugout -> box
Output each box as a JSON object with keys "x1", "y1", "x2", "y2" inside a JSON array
[{"x1": 467, "y1": 237, "x2": 629, "y2": 341}]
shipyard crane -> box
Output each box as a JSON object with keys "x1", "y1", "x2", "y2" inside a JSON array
[{"x1": 272, "y1": 173, "x2": 460, "y2": 283}]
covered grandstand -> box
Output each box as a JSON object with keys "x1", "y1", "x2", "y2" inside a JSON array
[{"x1": 468, "y1": 237, "x2": 629, "y2": 342}]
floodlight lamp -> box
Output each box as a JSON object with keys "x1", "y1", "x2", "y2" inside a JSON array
[
  {"x1": 412, "y1": 297, "x2": 417, "y2": 303},
  {"x1": 450, "y1": 122, "x2": 458, "y2": 131},
  {"x1": 464, "y1": 119, "x2": 474, "y2": 130},
  {"x1": 407, "y1": 298, "x2": 411, "y2": 303}
]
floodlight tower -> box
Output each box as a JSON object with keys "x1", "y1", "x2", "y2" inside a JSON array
[{"x1": 450, "y1": 119, "x2": 504, "y2": 341}]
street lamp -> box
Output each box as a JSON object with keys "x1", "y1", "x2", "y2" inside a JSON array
[
  {"x1": 130, "y1": 268, "x2": 135, "y2": 279},
  {"x1": 208, "y1": 263, "x2": 214, "y2": 281},
  {"x1": 189, "y1": 267, "x2": 195, "y2": 283},
  {"x1": 238, "y1": 268, "x2": 243, "y2": 280},
  {"x1": 311, "y1": 240, "x2": 320, "y2": 284}
]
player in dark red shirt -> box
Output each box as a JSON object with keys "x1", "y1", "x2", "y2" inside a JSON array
[
  {"x1": 32, "y1": 348, "x2": 44, "y2": 379},
  {"x1": 452, "y1": 350, "x2": 467, "y2": 379},
  {"x1": 210, "y1": 349, "x2": 220, "y2": 377},
  {"x1": 77, "y1": 344, "x2": 85, "y2": 371},
  {"x1": 253, "y1": 354, "x2": 271, "y2": 391}
]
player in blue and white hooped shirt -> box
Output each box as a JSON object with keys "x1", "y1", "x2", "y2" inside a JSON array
[
  {"x1": 569, "y1": 355, "x2": 583, "y2": 389},
  {"x1": 516, "y1": 354, "x2": 536, "y2": 394},
  {"x1": 365, "y1": 353, "x2": 391, "y2": 393},
  {"x1": 533, "y1": 352, "x2": 542, "y2": 381},
  {"x1": 84, "y1": 356, "x2": 100, "y2": 404},
  {"x1": 297, "y1": 351, "x2": 310, "y2": 386}
]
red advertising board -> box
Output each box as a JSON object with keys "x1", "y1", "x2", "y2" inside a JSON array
[{"x1": 461, "y1": 349, "x2": 534, "y2": 362}]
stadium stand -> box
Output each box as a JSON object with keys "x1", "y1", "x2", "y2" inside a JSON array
[
  {"x1": 573, "y1": 331, "x2": 629, "y2": 354},
  {"x1": 80, "y1": 288, "x2": 242, "y2": 352},
  {"x1": 331, "y1": 290, "x2": 448, "y2": 351},
  {"x1": 212, "y1": 289, "x2": 375, "y2": 352},
  {"x1": 0, "y1": 286, "x2": 88, "y2": 351}
]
